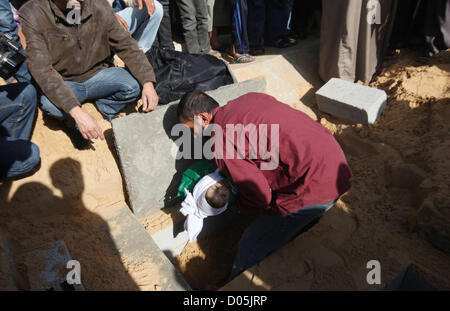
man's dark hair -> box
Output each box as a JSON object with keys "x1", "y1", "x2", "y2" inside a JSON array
[{"x1": 177, "y1": 90, "x2": 219, "y2": 121}]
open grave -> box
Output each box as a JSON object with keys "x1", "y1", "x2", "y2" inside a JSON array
[
  {"x1": 111, "y1": 78, "x2": 267, "y2": 290},
  {"x1": 108, "y1": 37, "x2": 340, "y2": 290}
]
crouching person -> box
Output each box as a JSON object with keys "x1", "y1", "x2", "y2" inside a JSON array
[
  {"x1": 19, "y1": 0, "x2": 159, "y2": 149},
  {"x1": 177, "y1": 91, "x2": 353, "y2": 281},
  {"x1": 0, "y1": 83, "x2": 40, "y2": 180}
]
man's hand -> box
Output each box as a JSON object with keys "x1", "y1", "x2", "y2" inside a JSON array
[
  {"x1": 69, "y1": 106, "x2": 105, "y2": 141},
  {"x1": 141, "y1": 82, "x2": 158, "y2": 112},
  {"x1": 115, "y1": 14, "x2": 129, "y2": 31},
  {"x1": 138, "y1": 0, "x2": 155, "y2": 16}
]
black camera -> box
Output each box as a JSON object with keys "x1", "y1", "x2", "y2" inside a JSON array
[{"x1": 0, "y1": 33, "x2": 25, "y2": 80}]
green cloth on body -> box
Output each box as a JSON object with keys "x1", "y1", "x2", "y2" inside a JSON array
[{"x1": 177, "y1": 159, "x2": 236, "y2": 206}]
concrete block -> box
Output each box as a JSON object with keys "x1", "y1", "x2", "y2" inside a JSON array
[
  {"x1": 112, "y1": 78, "x2": 266, "y2": 218},
  {"x1": 104, "y1": 204, "x2": 191, "y2": 291},
  {"x1": 315, "y1": 78, "x2": 387, "y2": 125}
]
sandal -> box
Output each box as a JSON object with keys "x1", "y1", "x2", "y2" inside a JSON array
[{"x1": 231, "y1": 54, "x2": 255, "y2": 64}]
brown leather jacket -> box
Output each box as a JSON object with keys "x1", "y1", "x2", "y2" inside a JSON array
[{"x1": 19, "y1": 0, "x2": 156, "y2": 113}]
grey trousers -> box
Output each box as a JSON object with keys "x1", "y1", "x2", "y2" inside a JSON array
[
  {"x1": 319, "y1": 0, "x2": 398, "y2": 83},
  {"x1": 206, "y1": 0, "x2": 215, "y2": 32},
  {"x1": 176, "y1": 0, "x2": 210, "y2": 53}
]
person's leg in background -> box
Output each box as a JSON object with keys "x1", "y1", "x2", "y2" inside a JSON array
[
  {"x1": 207, "y1": 0, "x2": 215, "y2": 37},
  {"x1": 0, "y1": 83, "x2": 40, "y2": 179},
  {"x1": 228, "y1": 0, "x2": 254, "y2": 62},
  {"x1": 265, "y1": 0, "x2": 296, "y2": 47},
  {"x1": 206, "y1": 0, "x2": 221, "y2": 55},
  {"x1": 0, "y1": 0, "x2": 31, "y2": 83},
  {"x1": 422, "y1": 0, "x2": 450, "y2": 59},
  {"x1": 229, "y1": 200, "x2": 336, "y2": 281},
  {"x1": 247, "y1": 0, "x2": 265, "y2": 54},
  {"x1": 194, "y1": 0, "x2": 211, "y2": 53},
  {"x1": 210, "y1": 0, "x2": 232, "y2": 50},
  {"x1": 176, "y1": 0, "x2": 201, "y2": 53},
  {"x1": 116, "y1": 1, "x2": 164, "y2": 53},
  {"x1": 83, "y1": 67, "x2": 141, "y2": 122},
  {"x1": 290, "y1": 0, "x2": 308, "y2": 40}
]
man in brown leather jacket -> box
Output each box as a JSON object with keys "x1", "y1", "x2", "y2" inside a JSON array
[{"x1": 19, "y1": 0, "x2": 159, "y2": 149}]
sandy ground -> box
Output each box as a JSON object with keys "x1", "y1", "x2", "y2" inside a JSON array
[
  {"x1": 0, "y1": 48, "x2": 449, "y2": 290},
  {"x1": 174, "y1": 49, "x2": 450, "y2": 290}
]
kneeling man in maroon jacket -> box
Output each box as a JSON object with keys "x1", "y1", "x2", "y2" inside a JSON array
[{"x1": 177, "y1": 91, "x2": 352, "y2": 281}]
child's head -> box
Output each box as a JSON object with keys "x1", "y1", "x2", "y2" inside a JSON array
[{"x1": 205, "y1": 180, "x2": 231, "y2": 209}]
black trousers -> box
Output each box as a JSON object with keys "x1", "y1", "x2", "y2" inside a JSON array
[{"x1": 156, "y1": 0, "x2": 175, "y2": 50}]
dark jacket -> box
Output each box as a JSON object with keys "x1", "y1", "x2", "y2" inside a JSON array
[
  {"x1": 19, "y1": 0, "x2": 156, "y2": 113},
  {"x1": 145, "y1": 47, "x2": 235, "y2": 105}
]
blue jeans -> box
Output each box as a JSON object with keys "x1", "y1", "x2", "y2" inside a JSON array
[
  {"x1": 0, "y1": 0, "x2": 31, "y2": 83},
  {"x1": 0, "y1": 83, "x2": 40, "y2": 179},
  {"x1": 40, "y1": 67, "x2": 141, "y2": 122},
  {"x1": 247, "y1": 0, "x2": 292, "y2": 47},
  {"x1": 117, "y1": 1, "x2": 164, "y2": 53},
  {"x1": 229, "y1": 199, "x2": 336, "y2": 281}
]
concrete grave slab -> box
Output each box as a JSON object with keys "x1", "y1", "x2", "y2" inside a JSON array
[
  {"x1": 102, "y1": 204, "x2": 191, "y2": 291},
  {"x1": 112, "y1": 78, "x2": 266, "y2": 218},
  {"x1": 315, "y1": 78, "x2": 387, "y2": 125}
]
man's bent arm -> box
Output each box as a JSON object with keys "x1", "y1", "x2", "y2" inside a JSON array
[
  {"x1": 215, "y1": 133, "x2": 273, "y2": 215},
  {"x1": 19, "y1": 12, "x2": 80, "y2": 113},
  {"x1": 218, "y1": 157, "x2": 273, "y2": 216}
]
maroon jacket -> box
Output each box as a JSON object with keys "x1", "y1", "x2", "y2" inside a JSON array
[{"x1": 212, "y1": 93, "x2": 352, "y2": 216}]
